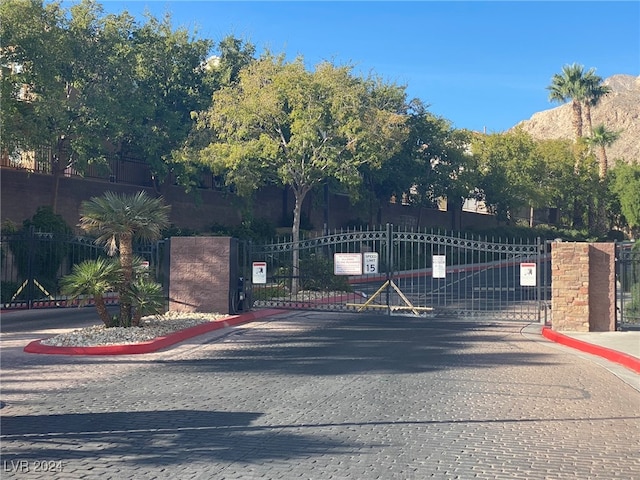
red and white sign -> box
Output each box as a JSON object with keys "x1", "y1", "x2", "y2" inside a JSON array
[
  {"x1": 520, "y1": 262, "x2": 536, "y2": 286},
  {"x1": 252, "y1": 262, "x2": 267, "y2": 284}
]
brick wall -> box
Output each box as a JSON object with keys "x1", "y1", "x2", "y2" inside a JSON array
[
  {"x1": 551, "y1": 242, "x2": 616, "y2": 332},
  {"x1": 1, "y1": 168, "x2": 499, "y2": 233},
  {"x1": 168, "y1": 236, "x2": 236, "y2": 314}
]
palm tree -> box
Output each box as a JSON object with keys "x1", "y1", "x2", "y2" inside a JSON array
[
  {"x1": 586, "y1": 124, "x2": 621, "y2": 180},
  {"x1": 548, "y1": 63, "x2": 598, "y2": 229},
  {"x1": 60, "y1": 258, "x2": 121, "y2": 326},
  {"x1": 78, "y1": 191, "x2": 170, "y2": 325},
  {"x1": 582, "y1": 72, "x2": 611, "y2": 136},
  {"x1": 547, "y1": 63, "x2": 589, "y2": 141}
]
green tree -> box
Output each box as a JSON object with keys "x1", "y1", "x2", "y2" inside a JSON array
[
  {"x1": 60, "y1": 257, "x2": 121, "y2": 326},
  {"x1": 534, "y1": 138, "x2": 583, "y2": 226},
  {"x1": 547, "y1": 63, "x2": 591, "y2": 141},
  {"x1": 78, "y1": 191, "x2": 170, "y2": 325},
  {"x1": 1, "y1": 0, "x2": 215, "y2": 208},
  {"x1": 382, "y1": 100, "x2": 477, "y2": 230},
  {"x1": 170, "y1": 35, "x2": 256, "y2": 191},
  {"x1": 582, "y1": 72, "x2": 611, "y2": 136},
  {"x1": 0, "y1": 0, "x2": 138, "y2": 210},
  {"x1": 609, "y1": 162, "x2": 640, "y2": 233},
  {"x1": 179, "y1": 54, "x2": 408, "y2": 292},
  {"x1": 119, "y1": 12, "x2": 215, "y2": 187},
  {"x1": 586, "y1": 124, "x2": 621, "y2": 180},
  {"x1": 471, "y1": 129, "x2": 546, "y2": 223}
]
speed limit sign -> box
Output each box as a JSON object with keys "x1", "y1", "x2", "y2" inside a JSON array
[{"x1": 363, "y1": 252, "x2": 379, "y2": 274}]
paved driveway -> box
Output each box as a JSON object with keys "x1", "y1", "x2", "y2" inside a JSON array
[{"x1": 1, "y1": 311, "x2": 639, "y2": 479}]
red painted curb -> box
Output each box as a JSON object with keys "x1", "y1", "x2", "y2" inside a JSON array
[
  {"x1": 23, "y1": 309, "x2": 285, "y2": 356},
  {"x1": 541, "y1": 327, "x2": 640, "y2": 374}
]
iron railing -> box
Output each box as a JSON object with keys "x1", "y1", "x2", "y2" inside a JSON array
[
  {"x1": 617, "y1": 242, "x2": 640, "y2": 330},
  {"x1": 249, "y1": 224, "x2": 548, "y2": 322},
  {"x1": 0, "y1": 228, "x2": 161, "y2": 309}
]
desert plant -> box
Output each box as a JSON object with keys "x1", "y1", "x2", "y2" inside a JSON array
[
  {"x1": 60, "y1": 258, "x2": 121, "y2": 327},
  {"x1": 78, "y1": 191, "x2": 170, "y2": 326}
]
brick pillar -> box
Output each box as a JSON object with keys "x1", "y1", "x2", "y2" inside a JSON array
[
  {"x1": 168, "y1": 236, "x2": 237, "y2": 314},
  {"x1": 588, "y1": 243, "x2": 616, "y2": 331},
  {"x1": 551, "y1": 243, "x2": 590, "y2": 331},
  {"x1": 551, "y1": 242, "x2": 616, "y2": 332}
]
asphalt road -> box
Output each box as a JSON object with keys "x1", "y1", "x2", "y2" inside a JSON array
[
  {"x1": 0, "y1": 306, "x2": 117, "y2": 334},
  {"x1": 1, "y1": 310, "x2": 638, "y2": 479}
]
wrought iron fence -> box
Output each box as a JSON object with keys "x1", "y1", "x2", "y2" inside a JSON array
[
  {"x1": 249, "y1": 224, "x2": 548, "y2": 321},
  {"x1": 617, "y1": 242, "x2": 640, "y2": 330},
  {"x1": 0, "y1": 228, "x2": 161, "y2": 309},
  {"x1": 1, "y1": 148, "x2": 153, "y2": 187}
]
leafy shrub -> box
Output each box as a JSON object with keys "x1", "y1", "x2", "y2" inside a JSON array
[
  {"x1": 209, "y1": 218, "x2": 277, "y2": 243},
  {"x1": 300, "y1": 254, "x2": 352, "y2": 292},
  {"x1": 252, "y1": 285, "x2": 288, "y2": 300},
  {"x1": 1, "y1": 281, "x2": 21, "y2": 303}
]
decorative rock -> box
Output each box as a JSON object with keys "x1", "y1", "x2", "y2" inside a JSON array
[{"x1": 41, "y1": 311, "x2": 226, "y2": 347}]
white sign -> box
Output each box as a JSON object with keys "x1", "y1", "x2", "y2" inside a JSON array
[
  {"x1": 334, "y1": 253, "x2": 363, "y2": 275},
  {"x1": 363, "y1": 252, "x2": 379, "y2": 274},
  {"x1": 433, "y1": 255, "x2": 446, "y2": 278},
  {"x1": 520, "y1": 262, "x2": 536, "y2": 286},
  {"x1": 252, "y1": 261, "x2": 267, "y2": 284}
]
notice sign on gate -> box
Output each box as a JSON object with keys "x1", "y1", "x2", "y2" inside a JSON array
[
  {"x1": 433, "y1": 255, "x2": 446, "y2": 278},
  {"x1": 334, "y1": 253, "x2": 363, "y2": 275},
  {"x1": 520, "y1": 262, "x2": 536, "y2": 286},
  {"x1": 252, "y1": 261, "x2": 267, "y2": 284}
]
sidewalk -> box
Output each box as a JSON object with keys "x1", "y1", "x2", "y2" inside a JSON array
[{"x1": 542, "y1": 327, "x2": 640, "y2": 374}]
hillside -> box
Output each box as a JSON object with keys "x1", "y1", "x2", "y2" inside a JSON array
[{"x1": 513, "y1": 74, "x2": 640, "y2": 165}]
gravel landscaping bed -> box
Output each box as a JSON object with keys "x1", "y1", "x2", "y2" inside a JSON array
[{"x1": 41, "y1": 311, "x2": 227, "y2": 347}]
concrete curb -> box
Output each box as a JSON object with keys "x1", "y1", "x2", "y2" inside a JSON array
[
  {"x1": 542, "y1": 326, "x2": 640, "y2": 374},
  {"x1": 23, "y1": 309, "x2": 285, "y2": 356}
]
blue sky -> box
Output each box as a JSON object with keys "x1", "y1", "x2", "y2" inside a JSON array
[{"x1": 82, "y1": 1, "x2": 639, "y2": 132}]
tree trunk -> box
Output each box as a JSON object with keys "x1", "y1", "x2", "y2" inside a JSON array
[
  {"x1": 50, "y1": 136, "x2": 68, "y2": 214},
  {"x1": 448, "y1": 198, "x2": 462, "y2": 231},
  {"x1": 529, "y1": 205, "x2": 534, "y2": 228},
  {"x1": 94, "y1": 295, "x2": 113, "y2": 327},
  {"x1": 599, "y1": 145, "x2": 608, "y2": 180},
  {"x1": 291, "y1": 186, "x2": 310, "y2": 296},
  {"x1": 571, "y1": 100, "x2": 583, "y2": 140},
  {"x1": 583, "y1": 102, "x2": 593, "y2": 137},
  {"x1": 119, "y1": 233, "x2": 134, "y2": 326}
]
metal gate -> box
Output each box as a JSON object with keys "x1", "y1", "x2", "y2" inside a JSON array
[
  {"x1": 0, "y1": 228, "x2": 162, "y2": 310},
  {"x1": 617, "y1": 242, "x2": 640, "y2": 330},
  {"x1": 249, "y1": 224, "x2": 549, "y2": 322}
]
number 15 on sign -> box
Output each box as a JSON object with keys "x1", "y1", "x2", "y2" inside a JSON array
[{"x1": 364, "y1": 252, "x2": 378, "y2": 274}]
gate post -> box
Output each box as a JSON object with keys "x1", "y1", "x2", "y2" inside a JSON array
[
  {"x1": 385, "y1": 223, "x2": 393, "y2": 316},
  {"x1": 167, "y1": 236, "x2": 238, "y2": 314},
  {"x1": 551, "y1": 242, "x2": 616, "y2": 332}
]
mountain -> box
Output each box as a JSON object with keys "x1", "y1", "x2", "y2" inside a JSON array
[{"x1": 513, "y1": 74, "x2": 640, "y2": 165}]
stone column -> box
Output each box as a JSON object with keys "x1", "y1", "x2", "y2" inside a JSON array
[{"x1": 551, "y1": 242, "x2": 615, "y2": 332}]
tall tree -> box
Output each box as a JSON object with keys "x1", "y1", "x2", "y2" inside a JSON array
[
  {"x1": 180, "y1": 54, "x2": 408, "y2": 292},
  {"x1": 0, "y1": 0, "x2": 140, "y2": 211},
  {"x1": 609, "y1": 162, "x2": 640, "y2": 234},
  {"x1": 120, "y1": 13, "x2": 214, "y2": 188},
  {"x1": 0, "y1": 0, "x2": 215, "y2": 208},
  {"x1": 471, "y1": 129, "x2": 546, "y2": 223},
  {"x1": 547, "y1": 63, "x2": 592, "y2": 141},
  {"x1": 547, "y1": 63, "x2": 601, "y2": 229},
  {"x1": 534, "y1": 138, "x2": 583, "y2": 226},
  {"x1": 586, "y1": 124, "x2": 621, "y2": 180},
  {"x1": 582, "y1": 72, "x2": 611, "y2": 136},
  {"x1": 398, "y1": 100, "x2": 477, "y2": 230}
]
